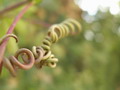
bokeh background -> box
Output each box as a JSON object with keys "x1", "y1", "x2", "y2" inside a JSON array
[{"x1": 0, "y1": 0, "x2": 120, "y2": 90}]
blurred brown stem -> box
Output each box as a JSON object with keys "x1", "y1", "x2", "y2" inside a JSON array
[
  {"x1": 24, "y1": 18, "x2": 51, "y2": 28},
  {"x1": 0, "y1": 0, "x2": 29, "y2": 15}
]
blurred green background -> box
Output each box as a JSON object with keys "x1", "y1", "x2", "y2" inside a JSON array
[{"x1": 0, "y1": 0, "x2": 120, "y2": 90}]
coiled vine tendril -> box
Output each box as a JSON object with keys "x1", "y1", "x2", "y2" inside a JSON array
[
  {"x1": 0, "y1": 19, "x2": 81, "y2": 76},
  {"x1": 0, "y1": 34, "x2": 18, "y2": 44}
]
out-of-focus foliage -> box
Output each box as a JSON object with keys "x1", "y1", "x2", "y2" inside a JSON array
[{"x1": 0, "y1": 0, "x2": 120, "y2": 90}]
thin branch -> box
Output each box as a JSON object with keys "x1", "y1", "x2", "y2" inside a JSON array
[
  {"x1": 0, "y1": 0, "x2": 29, "y2": 15},
  {"x1": 0, "y1": 2, "x2": 33, "y2": 74},
  {"x1": 6, "y1": 3, "x2": 33, "y2": 34}
]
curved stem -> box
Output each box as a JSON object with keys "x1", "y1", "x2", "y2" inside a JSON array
[{"x1": 0, "y1": 2, "x2": 33, "y2": 74}]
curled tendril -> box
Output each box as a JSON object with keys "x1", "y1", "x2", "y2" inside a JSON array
[
  {"x1": 32, "y1": 18, "x2": 81, "y2": 68},
  {"x1": 3, "y1": 48, "x2": 34, "y2": 76},
  {"x1": 2, "y1": 19, "x2": 81, "y2": 76},
  {"x1": 0, "y1": 34, "x2": 18, "y2": 45}
]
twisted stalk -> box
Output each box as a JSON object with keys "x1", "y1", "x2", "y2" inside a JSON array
[{"x1": 1, "y1": 19, "x2": 81, "y2": 76}]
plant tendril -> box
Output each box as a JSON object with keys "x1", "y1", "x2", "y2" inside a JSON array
[
  {"x1": 0, "y1": 34, "x2": 18, "y2": 44},
  {"x1": 1, "y1": 19, "x2": 81, "y2": 76}
]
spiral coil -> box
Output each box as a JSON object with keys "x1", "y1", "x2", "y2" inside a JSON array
[{"x1": 0, "y1": 19, "x2": 81, "y2": 76}]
